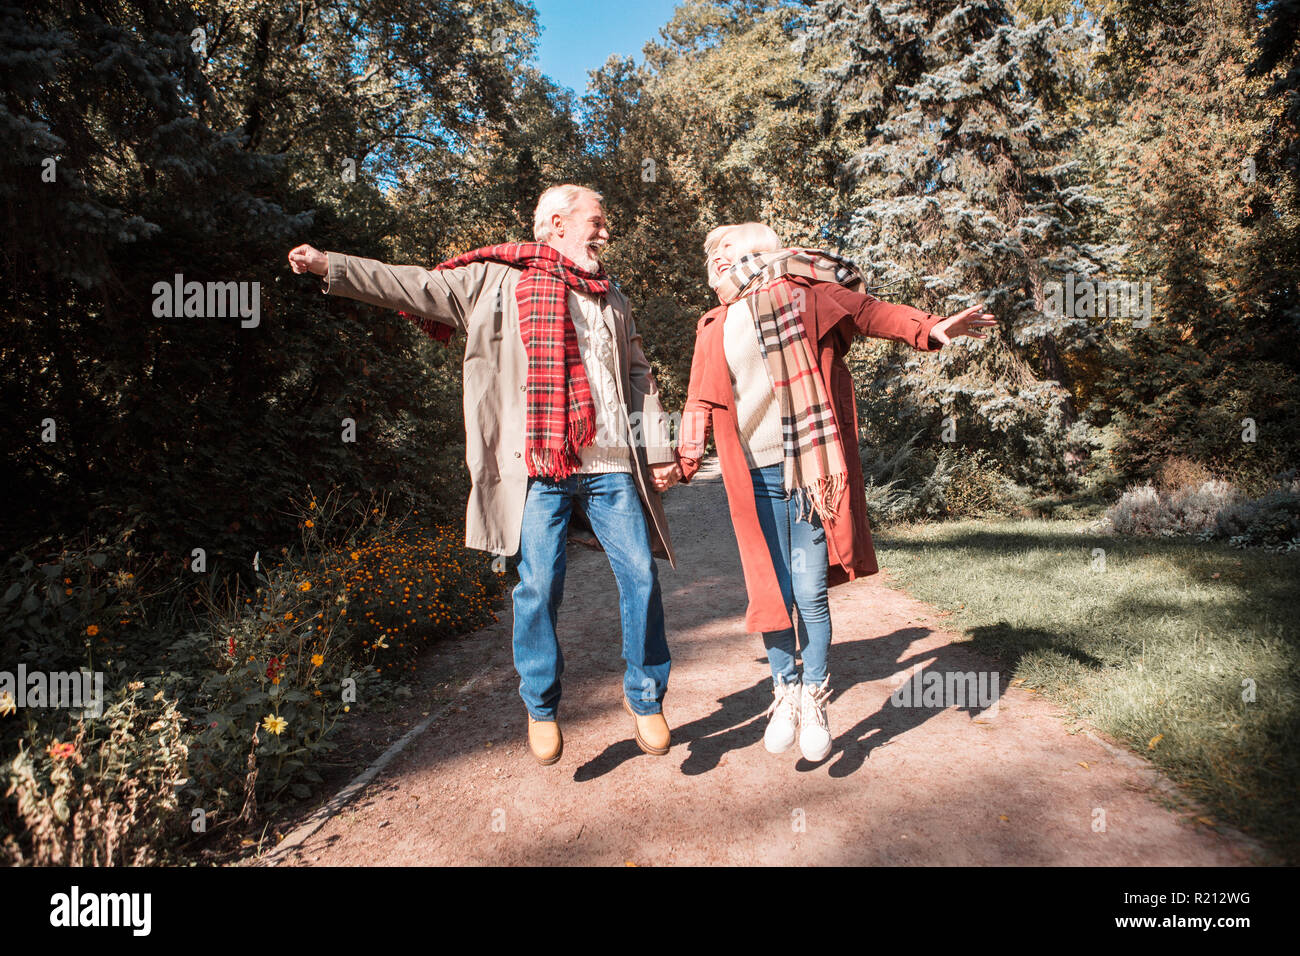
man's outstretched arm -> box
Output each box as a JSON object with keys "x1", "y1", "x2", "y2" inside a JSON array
[{"x1": 288, "y1": 243, "x2": 483, "y2": 333}]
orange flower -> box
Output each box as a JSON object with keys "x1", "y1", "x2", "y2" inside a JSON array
[
  {"x1": 47, "y1": 740, "x2": 76, "y2": 760},
  {"x1": 85, "y1": 624, "x2": 99, "y2": 637}
]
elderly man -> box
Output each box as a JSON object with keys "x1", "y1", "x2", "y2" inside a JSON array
[{"x1": 287, "y1": 184, "x2": 683, "y2": 765}]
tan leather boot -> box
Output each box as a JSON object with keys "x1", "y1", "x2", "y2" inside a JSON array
[
  {"x1": 527, "y1": 715, "x2": 563, "y2": 765},
  {"x1": 623, "y1": 696, "x2": 670, "y2": 755}
]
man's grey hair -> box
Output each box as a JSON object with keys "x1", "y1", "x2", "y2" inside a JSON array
[{"x1": 534, "y1": 184, "x2": 604, "y2": 242}]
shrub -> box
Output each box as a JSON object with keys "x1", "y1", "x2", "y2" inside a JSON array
[
  {"x1": 1106, "y1": 480, "x2": 1243, "y2": 536},
  {"x1": 1, "y1": 485, "x2": 509, "y2": 862},
  {"x1": 944, "y1": 450, "x2": 1020, "y2": 519},
  {"x1": 863, "y1": 434, "x2": 1025, "y2": 524},
  {"x1": 1155, "y1": 456, "x2": 1213, "y2": 492},
  {"x1": 178, "y1": 487, "x2": 502, "y2": 817},
  {"x1": 1215, "y1": 480, "x2": 1300, "y2": 550},
  {"x1": 1102, "y1": 472, "x2": 1300, "y2": 550},
  {"x1": 2, "y1": 685, "x2": 189, "y2": 866}
]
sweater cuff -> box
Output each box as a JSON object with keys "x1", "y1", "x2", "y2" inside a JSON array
[
  {"x1": 321, "y1": 252, "x2": 347, "y2": 295},
  {"x1": 645, "y1": 445, "x2": 677, "y2": 467}
]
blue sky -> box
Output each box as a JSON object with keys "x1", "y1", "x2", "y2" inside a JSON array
[{"x1": 532, "y1": 0, "x2": 683, "y2": 93}]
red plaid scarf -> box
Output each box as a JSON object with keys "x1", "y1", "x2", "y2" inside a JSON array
[{"x1": 403, "y1": 242, "x2": 609, "y2": 480}]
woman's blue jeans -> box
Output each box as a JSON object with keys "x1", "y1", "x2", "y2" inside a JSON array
[
  {"x1": 512, "y1": 471, "x2": 670, "y2": 720},
  {"x1": 750, "y1": 462, "x2": 832, "y2": 687}
]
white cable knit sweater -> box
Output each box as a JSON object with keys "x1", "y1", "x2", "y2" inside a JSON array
[{"x1": 569, "y1": 289, "x2": 633, "y2": 474}]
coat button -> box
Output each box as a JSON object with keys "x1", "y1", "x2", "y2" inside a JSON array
[
  {"x1": 514, "y1": 452, "x2": 521, "y2": 458},
  {"x1": 520, "y1": 385, "x2": 526, "y2": 391}
]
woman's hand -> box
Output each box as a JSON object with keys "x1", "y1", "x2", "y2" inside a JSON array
[
  {"x1": 929, "y1": 303, "x2": 998, "y2": 346},
  {"x1": 287, "y1": 244, "x2": 328, "y2": 276}
]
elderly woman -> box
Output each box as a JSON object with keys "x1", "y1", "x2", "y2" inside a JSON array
[{"x1": 675, "y1": 223, "x2": 995, "y2": 762}]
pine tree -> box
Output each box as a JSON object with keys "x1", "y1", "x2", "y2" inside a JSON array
[{"x1": 796, "y1": 0, "x2": 1113, "y2": 489}]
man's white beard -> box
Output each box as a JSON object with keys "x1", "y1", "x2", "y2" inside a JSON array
[{"x1": 573, "y1": 239, "x2": 606, "y2": 273}]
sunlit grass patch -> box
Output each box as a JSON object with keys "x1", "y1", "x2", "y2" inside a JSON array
[{"x1": 877, "y1": 517, "x2": 1300, "y2": 861}]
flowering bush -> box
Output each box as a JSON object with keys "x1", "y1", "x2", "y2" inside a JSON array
[
  {"x1": 1, "y1": 486, "x2": 509, "y2": 862},
  {"x1": 181, "y1": 487, "x2": 504, "y2": 817},
  {"x1": 2, "y1": 684, "x2": 188, "y2": 866}
]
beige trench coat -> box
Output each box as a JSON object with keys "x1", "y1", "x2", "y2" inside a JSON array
[{"x1": 321, "y1": 252, "x2": 678, "y2": 568}]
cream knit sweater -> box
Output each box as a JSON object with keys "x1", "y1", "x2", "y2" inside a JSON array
[
  {"x1": 722, "y1": 300, "x2": 784, "y2": 470},
  {"x1": 569, "y1": 289, "x2": 633, "y2": 474}
]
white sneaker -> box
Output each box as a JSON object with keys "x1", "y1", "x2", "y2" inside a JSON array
[
  {"x1": 799, "y1": 678, "x2": 833, "y2": 761},
  {"x1": 764, "y1": 677, "x2": 800, "y2": 753}
]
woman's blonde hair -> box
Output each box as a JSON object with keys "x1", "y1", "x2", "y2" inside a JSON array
[{"x1": 703, "y1": 222, "x2": 783, "y2": 288}]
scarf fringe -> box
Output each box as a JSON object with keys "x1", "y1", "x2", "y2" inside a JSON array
[
  {"x1": 528, "y1": 413, "x2": 595, "y2": 481},
  {"x1": 794, "y1": 471, "x2": 846, "y2": 525}
]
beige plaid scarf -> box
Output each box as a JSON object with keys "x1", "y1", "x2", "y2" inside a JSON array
[{"x1": 714, "y1": 248, "x2": 863, "y2": 523}]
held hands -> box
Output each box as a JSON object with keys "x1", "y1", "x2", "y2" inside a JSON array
[
  {"x1": 929, "y1": 303, "x2": 998, "y2": 347},
  {"x1": 650, "y1": 461, "x2": 683, "y2": 492},
  {"x1": 288, "y1": 244, "x2": 328, "y2": 276}
]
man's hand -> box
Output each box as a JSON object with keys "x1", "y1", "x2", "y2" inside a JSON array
[
  {"x1": 929, "y1": 303, "x2": 998, "y2": 347},
  {"x1": 649, "y1": 461, "x2": 682, "y2": 492},
  {"x1": 288, "y1": 244, "x2": 328, "y2": 276}
]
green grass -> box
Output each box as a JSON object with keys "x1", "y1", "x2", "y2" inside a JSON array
[{"x1": 875, "y1": 517, "x2": 1300, "y2": 863}]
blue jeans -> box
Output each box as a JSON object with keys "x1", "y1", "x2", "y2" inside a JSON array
[
  {"x1": 512, "y1": 471, "x2": 670, "y2": 720},
  {"x1": 750, "y1": 462, "x2": 832, "y2": 687}
]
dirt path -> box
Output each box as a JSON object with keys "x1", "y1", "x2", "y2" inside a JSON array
[{"x1": 267, "y1": 458, "x2": 1263, "y2": 866}]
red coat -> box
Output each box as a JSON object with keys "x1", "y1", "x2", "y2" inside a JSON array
[{"x1": 677, "y1": 277, "x2": 944, "y2": 633}]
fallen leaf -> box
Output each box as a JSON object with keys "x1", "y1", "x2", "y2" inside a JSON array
[
  {"x1": 625, "y1": 860, "x2": 638, "y2": 867},
  {"x1": 1078, "y1": 761, "x2": 1090, "y2": 769},
  {"x1": 1148, "y1": 733, "x2": 1164, "y2": 750},
  {"x1": 999, "y1": 814, "x2": 1009, "y2": 822},
  {"x1": 1196, "y1": 816, "x2": 1216, "y2": 827}
]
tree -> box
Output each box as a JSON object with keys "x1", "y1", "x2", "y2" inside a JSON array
[{"x1": 796, "y1": 0, "x2": 1112, "y2": 490}]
